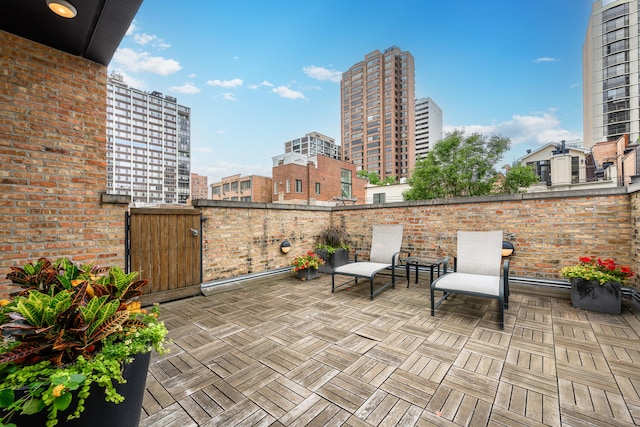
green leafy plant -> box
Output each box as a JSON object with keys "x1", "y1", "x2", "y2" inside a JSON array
[
  {"x1": 315, "y1": 225, "x2": 350, "y2": 254},
  {"x1": 291, "y1": 251, "x2": 325, "y2": 272},
  {"x1": 560, "y1": 256, "x2": 634, "y2": 285},
  {"x1": 0, "y1": 258, "x2": 169, "y2": 427}
]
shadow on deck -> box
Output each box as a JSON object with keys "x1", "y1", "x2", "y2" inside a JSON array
[{"x1": 140, "y1": 271, "x2": 640, "y2": 426}]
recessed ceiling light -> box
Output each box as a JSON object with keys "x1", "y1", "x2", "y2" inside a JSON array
[{"x1": 46, "y1": 0, "x2": 77, "y2": 19}]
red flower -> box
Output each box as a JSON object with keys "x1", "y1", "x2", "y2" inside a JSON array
[{"x1": 579, "y1": 256, "x2": 592, "y2": 263}]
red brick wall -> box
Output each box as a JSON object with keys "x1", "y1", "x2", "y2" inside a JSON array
[
  {"x1": 0, "y1": 31, "x2": 127, "y2": 291},
  {"x1": 196, "y1": 188, "x2": 638, "y2": 288},
  {"x1": 272, "y1": 156, "x2": 367, "y2": 204}
]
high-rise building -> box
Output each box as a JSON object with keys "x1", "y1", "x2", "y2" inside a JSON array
[
  {"x1": 583, "y1": 0, "x2": 639, "y2": 149},
  {"x1": 106, "y1": 73, "x2": 191, "y2": 204},
  {"x1": 190, "y1": 173, "x2": 209, "y2": 200},
  {"x1": 284, "y1": 131, "x2": 341, "y2": 159},
  {"x1": 341, "y1": 46, "x2": 415, "y2": 181},
  {"x1": 415, "y1": 97, "x2": 443, "y2": 160}
]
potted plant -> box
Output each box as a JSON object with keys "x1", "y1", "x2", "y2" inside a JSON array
[
  {"x1": 560, "y1": 256, "x2": 634, "y2": 314},
  {"x1": 0, "y1": 257, "x2": 169, "y2": 427},
  {"x1": 291, "y1": 251, "x2": 325, "y2": 281},
  {"x1": 315, "y1": 225, "x2": 350, "y2": 273}
]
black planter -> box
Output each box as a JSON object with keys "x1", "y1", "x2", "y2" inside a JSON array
[
  {"x1": 296, "y1": 267, "x2": 319, "y2": 280},
  {"x1": 316, "y1": 248, "x2": 349, "y2": 273},
  {"x1": 7, "y1": 351, "x2": 151, "y2": 427},
  {"x1": 570, "y1": 278, "x2": 622, "y2": 314}
]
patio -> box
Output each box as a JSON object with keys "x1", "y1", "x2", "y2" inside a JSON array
[{"x1": 140, "y1": 272, "x2": 640, "y2": 426}]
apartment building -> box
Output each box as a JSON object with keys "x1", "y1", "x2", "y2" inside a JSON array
[
  {"x1": 190, "y1": 173, "x2": 209, "y2": 200},
  {"x1": 415, "y1": 97, "x2": 443, "y2": 160},
  {"x1": 584, "y1": 0, "x2": 640, "y2": 148},
  {"x1": 284, "y1": 132, "x2": 341, "y2": 160},
  {"x1": 341, "y1": 46, "x2": 416, "y2": 181},
  {"x1": 106, "y1": 73, "x2": 191, "y2": 204},
  {"x1": 272, "y1": 153, "x2": 367, "y2": 205},
  {"x1": 210, "y1": 174, "x2": 273, "y2": 203}
]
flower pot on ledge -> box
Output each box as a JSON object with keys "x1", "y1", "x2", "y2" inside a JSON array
[
  {"x1": 570, "y1": 278, "x2": 622, "y2": 314},
  {"x1": 296, "y1": 267, "x2": 319, "y2": 281}
]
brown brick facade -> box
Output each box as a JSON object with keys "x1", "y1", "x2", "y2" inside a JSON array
[
  {"x1": 196, "y1": 188, "x2": 638, "y2": 288},
  {"x1": 0, "y1": 31, "x2": 127, "y2": 289},
  {"x1": 272, "y1": 155, "x2": 367, "y2": 204}
]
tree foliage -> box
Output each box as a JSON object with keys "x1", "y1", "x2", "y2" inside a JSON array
[
  {"x1": 501, "y1": 164, "x2": 539, "y2": 194},
  {"x1": 357, "y1": 170, "x2": 398, "y2": 186},
  {"x1": 403, "y1": 130, "x2": 512, "y2": 200}
]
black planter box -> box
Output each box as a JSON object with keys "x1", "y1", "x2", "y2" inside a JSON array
[
  {"x1": 316, "y1": 248, "x2": 349, "y2": 273},
  {"x1": 570, "y1": 278, "x2": 622, "y2": 314},
  {"x1": 7, "y1": 351, "x2": 151, "y2": 427}
]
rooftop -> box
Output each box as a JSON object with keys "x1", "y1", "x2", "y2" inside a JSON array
[{"x1": 141, "y1": 272, "x2": 640, "y2": 426}]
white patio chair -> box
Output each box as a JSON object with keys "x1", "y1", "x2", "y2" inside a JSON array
[
  {"x1": 332, "y1": 224, "x2": 404, "y2": 300},
  {"x1": 430, "y1": 230, "x2": 509, "y2": 329}
]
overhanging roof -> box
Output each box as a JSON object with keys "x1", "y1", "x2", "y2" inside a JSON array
[{"x1": 0, "y1": 0, "x2": 143, "y2": 66}]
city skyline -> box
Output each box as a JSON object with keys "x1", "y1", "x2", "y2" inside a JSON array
[{"x1": 109, "y1": 0, "x2": 594, "y2": 184}]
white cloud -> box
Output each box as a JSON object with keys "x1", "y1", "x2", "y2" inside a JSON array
[
  {"x1": 169, "y1": 82, "x2": 201, "y2": 94},
  {"x1": 273, "y1": 86, "x2": 305, "y2": 99},
  {"x1": 207, "y1": 78, "x2": 243, "y2": 88},
  {"x1": 133, "y1": 33, "x2": 156, "y2": 45},
  {"x1": 126, "y1": 21, "x2": 137, "y2": 36},
  {"x1": 534, "y1": 57, "x2": 559, "y2": 64},
  {"x1": 111, "y1": 71, "x2": 147, "y2": 90},
  {"x1": 221, "y1": 93, "x2": 237, "y2": 101},
  {"x1": 195, "y1": 147, "x2": 213, "y2": 153},
  {"x1": 303, "y1": 65, "x2": 342, "y2": 82},
  {"x1": 444, "y1": 111, "x2": 582, "y2": 147},
  {"x1": 248, "y1": 80, "x2": 274, "y2": 90},
  {"x1": 112, "y1": 48, "x2": 181, "y2": 75}
]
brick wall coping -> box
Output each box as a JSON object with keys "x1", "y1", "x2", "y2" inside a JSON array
[{"x1": 194, "y1": 185, "x2": 634, "y2": 212}]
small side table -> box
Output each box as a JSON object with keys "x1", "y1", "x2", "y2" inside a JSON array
[{"x1": 404, "y1": 257, "x2": 445, "y2": 287}]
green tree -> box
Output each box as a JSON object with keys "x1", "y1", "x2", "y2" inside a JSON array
[
  {"x1": 403, "y1": 130, "x2": 511, "y2": 200},
  {"x1": 357, "y1": 170, "x2": 381, "y2": 185},
  {"x1": 501, "y1": 163, "x2": 539, "y2": 194}
]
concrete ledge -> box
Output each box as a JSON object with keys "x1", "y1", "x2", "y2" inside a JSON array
[{"x1": 201, "y1": 268, "x2": 292, "y2": 296}]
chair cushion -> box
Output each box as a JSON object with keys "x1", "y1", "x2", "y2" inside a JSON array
[
  {"x1": 333, "y1": 262, "x2": 391, "y2": 277},
  {"x1": 432, "y1": 272, "x2": 500, "y2": 296}
]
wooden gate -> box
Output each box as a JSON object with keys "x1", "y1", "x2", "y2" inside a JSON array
[{"x1": 127, "y1": 208, "x2": 202, "y2": 304}]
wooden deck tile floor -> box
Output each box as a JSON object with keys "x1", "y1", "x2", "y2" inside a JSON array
[{"x1": 140, "y1": 273, "x2": 640, "y2": 426}]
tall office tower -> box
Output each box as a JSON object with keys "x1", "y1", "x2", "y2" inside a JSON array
[
  {"x1": 415, "y1": 97, "x2": 443, "y2": 160},
  {"x1": 584, "y1": 0, "x2": 639, "y2": 149},
  {"x1": 341, "y1": 46, "x2": 415, "y2": 181},
  {"x1": 284, "y1": 131, "x2": 341, "y2": 159},
  {"x1": 106, "y1": 73, "x2": 191, "y2": 204}
]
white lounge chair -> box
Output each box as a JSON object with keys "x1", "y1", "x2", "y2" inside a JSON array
[
  {"x1": 430, "y1": 230, "x2": 509, "y2": 329},
  {"x1": 332, "y1": 224, "x2": 404, "y2": 300}
]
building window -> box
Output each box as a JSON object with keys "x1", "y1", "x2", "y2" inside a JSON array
[
  {"x1": 222, "y1": 183, "x2": 229, "y2": 193},
  {"x1": 295, "y1": 179, "x2": 303, "y2": 193},
  {"x1": 373, "y1": 193, "x2": 386, "y2": 203},
  {"x1": 240, "y1": 180, "x2": 251, "y2": 191},
  {"x1": 315, "y1": 182, "x2": 321, "y2": 195},
  {"x1": 286, "y1": 179, "x2": 290, "y2": 193},
  {"x1": 230, "y1": 181, "x2": 238, "y2": 192},
  {"x1": 274, "y1": 182, "x2": 278, "y2": 194},
  {"x1": 212, "y1": 186, "x2": 221, "y2": 195},
  {"x1": 527, "y1": 160, "x2": 551, "y2": 185},
  {"x1": 571, "y1": 157, "x2": 579, "y2": 184},
  {"x1": 341, "y1": 169, "x2": 352, "y2": 198}
]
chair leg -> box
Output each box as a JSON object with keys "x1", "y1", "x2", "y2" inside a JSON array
[
  {"x1": 331, "y1": 273, "x2": 335, "y2": 293},
  {"x1": 499, "y1": 299, "x2": 504, "y2": 330},
  {"x1": 430, "y1": 287, "x2": 435, "y2": 316}
]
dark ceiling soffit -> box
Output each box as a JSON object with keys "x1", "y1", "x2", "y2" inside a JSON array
[
  {"x1": 0, "y1": 0, "x2": 143, "y2": 66},
  {"x1": 84, "y1": 0, "x2": 143, "y2": 65}
]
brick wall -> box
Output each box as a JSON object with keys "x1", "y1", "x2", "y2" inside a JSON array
[
  {"x1": 196, "y1": 187, "x2": 638, "y2": 287},
  {"x1": 0, "y1": 31, "x2": 127, "y2": 292}
]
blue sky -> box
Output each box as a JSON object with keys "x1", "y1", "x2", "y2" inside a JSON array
[{"x1": 109, "y1": 0, "x2": 595, "y2": 183}]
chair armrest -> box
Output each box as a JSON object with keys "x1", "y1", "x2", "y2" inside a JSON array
[{"x1": 503, "y1": 259, "x2": 510, "y2": 282}]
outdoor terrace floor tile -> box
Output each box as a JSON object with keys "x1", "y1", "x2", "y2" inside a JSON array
[{"x1": 140, "y1": 272, "x2": 640, "y2": 426}]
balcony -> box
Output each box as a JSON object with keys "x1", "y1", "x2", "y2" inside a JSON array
[{"x1": 141, "y1": 272, "x2": 640, "y2": 426}]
